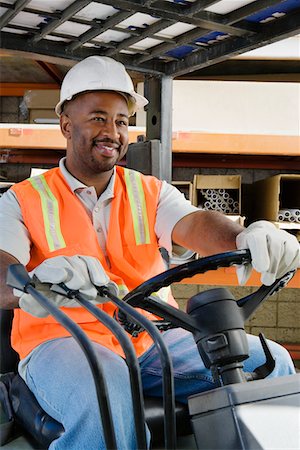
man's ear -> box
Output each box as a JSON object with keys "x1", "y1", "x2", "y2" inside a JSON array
[{"x1": 60, "y1": 114, "x2": 72, "y2": 139}]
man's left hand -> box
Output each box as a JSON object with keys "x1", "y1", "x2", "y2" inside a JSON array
[{"x1": 236, "y1": 221, "x2": 300, "y2": 285}]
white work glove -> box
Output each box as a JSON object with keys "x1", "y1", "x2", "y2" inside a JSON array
[
  {"x1": 236, "y1": 221, "x2": 300, "y2": 286},
  {"x1": 15, "y1": 255, "x2": 119, "y2": 318}
]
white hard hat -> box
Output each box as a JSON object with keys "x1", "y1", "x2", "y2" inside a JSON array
[{"x1": 55, "y1": 56, "x2": 148, "y2": 116}]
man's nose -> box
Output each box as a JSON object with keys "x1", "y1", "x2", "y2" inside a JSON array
[{"x1": 101, "y1": 121, "x2": 120, "y2": 140}]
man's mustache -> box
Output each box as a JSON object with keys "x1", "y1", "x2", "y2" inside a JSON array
[{"x1": 92, "y1": 138, "x2": 120, "y2": 147}]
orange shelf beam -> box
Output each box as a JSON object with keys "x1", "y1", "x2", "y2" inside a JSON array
[
  {"x1": 1, "y1": 126, "x2": 299, "y2": 157},
  {"x1": 172, "y1": 132, "x2": 300, "y2": 156},
  {"x1": 0, "y1": 83, "x2": 59, "y2": 97},
  {"x1": 0, "y1": 126, "x2": 144, "y2": 149}
]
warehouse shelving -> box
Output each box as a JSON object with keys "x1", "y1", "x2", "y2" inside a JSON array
[{"x1": 0, "y1": 124, "x2": 299, "y2": 288}]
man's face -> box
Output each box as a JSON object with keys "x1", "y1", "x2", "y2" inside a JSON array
[{"x1": 60, "y1": 91, "x2": 129, "y2": 177}]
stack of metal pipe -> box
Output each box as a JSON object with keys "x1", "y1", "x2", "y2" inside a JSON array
[
  {"x1": 200, "y1": 189, "x2": 239, "y2": 214},
  {"x1": 277, "y1": 209, "x2": 300, "y2": 223}
]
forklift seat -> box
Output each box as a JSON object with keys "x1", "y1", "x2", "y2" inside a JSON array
[{"x1": 0, "y1": 309, "x2": 191, "y2": 448}]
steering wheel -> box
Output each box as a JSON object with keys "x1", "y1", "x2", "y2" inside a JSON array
[{"x1": 117, "y1": 249, "x2": 295, "y2": 336}]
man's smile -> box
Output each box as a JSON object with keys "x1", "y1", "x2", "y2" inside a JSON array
[{"x1": 93, "y1": 141, "x2": 120, "y2": 157}]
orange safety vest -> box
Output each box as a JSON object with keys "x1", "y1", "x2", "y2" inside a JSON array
[{"x1": 11, "y1": 166, "x2": 178, "y2": 360}]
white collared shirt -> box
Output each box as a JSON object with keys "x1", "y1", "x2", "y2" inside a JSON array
[{"x1": 0, "y1": 158, "x2": 198, "y2": 264}]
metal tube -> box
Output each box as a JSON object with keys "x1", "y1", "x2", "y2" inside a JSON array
[
  {"x1": 71, "y1": 291, "x2": 147, "y2": 450},
  {"x1": 102, "y1": 288, "x2": 177, "y2": 450},
  {"x1": 26, "y1": 285, "x2": 117, "y2": 449}
]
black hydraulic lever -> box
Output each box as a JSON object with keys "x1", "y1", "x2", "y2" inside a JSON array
[
  {"x1": 6, "y1": 264, "x2": 117, "y2": 450},
  {"x1": 247, "y1": 333, "x2": 276, "y2": 380},
  {"x1": 99, "y1": 286, "x2": 177, "y2": 450},
  {"x1": 52, "y1": 283, "x2": 147, "y2": 450},
  {"x1": 237, "y1": 271, "x2": 296, "y2": 321}
]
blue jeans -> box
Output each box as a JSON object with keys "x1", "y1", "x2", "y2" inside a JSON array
[{"x1": 24, "y1": 330, "x2": 295, "y2": 450}]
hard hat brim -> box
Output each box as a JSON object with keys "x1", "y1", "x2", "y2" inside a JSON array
[{"x1": 55, "y1": 89, "x2": 148, "y2": 117}]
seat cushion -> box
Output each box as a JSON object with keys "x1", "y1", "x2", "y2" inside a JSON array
[{"x1": 10, "y1": 374, "x2": 64, "y2": 448}]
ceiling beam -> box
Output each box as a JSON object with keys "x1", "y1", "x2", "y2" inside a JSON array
[
  {"x1": 2, "y1": 24, "x2": 129, "y2": 50},
  {"x1": 94, "y1": 0, "x2": 251, "y2": 34},
  {"x1": 66, "y1": 10, "x2": 132, "y2": 52},
  {"x1": 0, "y1": 0, "x2": 31, "y2": 30},
  {"x1": 105, "y1": 19, "x2": 174, "y2": 56},
  {"x1": 35, "y1": 61, "x2": 64, "y2": 84},
  {"x1": 176, "y1": 59, "x2": 300, "y2": 83},
  {"x1": 30, "y1": 0, "x2": 92, "y2": 44},
  {"x1": 135, "y1": 27, "x2": 208, "y2": 64},
  {"x1": 186, "y1": 0, "x2": 223, "y2": 14},
  {"x1": 149, "y1": 1, "x2": 254, "y2": 35},
  {"x1": 0, "y1": 31, "x2": 165, "y2": 74},
  {"x1": 0, "y1": 1, "x2": 151, "y2": 37},
  {"x1": 224, "y1": 0, "x2": 288, "y2": 24},
  {"x1": 167, "y1": 8, "x2": 300, "y2": 77},
  {"x1": 131, "y1": 0, "x2": 268, "y2": 65}
]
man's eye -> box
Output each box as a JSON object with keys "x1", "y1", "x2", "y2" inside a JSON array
[
  {"x1": 93, "y1": 117, "x2": 105, "y2": 122},
  {"x1": 118, "y1": 120, "x2": 128, "y2": 126}
]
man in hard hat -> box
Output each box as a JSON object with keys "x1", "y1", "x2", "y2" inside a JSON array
[{"x1": 0, "y1": 56, "x2": 299, "y2": 450}]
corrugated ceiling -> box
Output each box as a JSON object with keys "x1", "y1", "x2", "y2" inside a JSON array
[{"x1": 0, "y1": 0, "x2": 299, "y2": 78}]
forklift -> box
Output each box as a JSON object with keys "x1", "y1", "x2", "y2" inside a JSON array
[{"x1": 1, "y1": 249, "x2": 299, "y2": 449}]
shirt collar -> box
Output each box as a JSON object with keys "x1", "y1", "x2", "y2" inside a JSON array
[{"x1": 59, "y1": 157, "x2": 115, "y2": 199}]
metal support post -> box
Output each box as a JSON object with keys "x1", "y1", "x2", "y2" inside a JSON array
[{"x1": 145, "y1": 75, "x2": 173, "y2": 183}]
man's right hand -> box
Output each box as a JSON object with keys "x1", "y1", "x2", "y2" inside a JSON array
[{"x1": 15, "y1": 255, "x2": 118, "y2": 317}]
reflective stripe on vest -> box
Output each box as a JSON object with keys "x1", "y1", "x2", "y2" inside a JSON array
[
  {"x1": 29, "y1": 175, "x2": 66, "y2": 252},
  {"x1": 118, "y1": 284, "x2": 129, "y2": 298},
  {"x1": 124, "y1": 168, "x2": 150, "y2": 245},
  {"x1": 29, "y1": 169, "x2": 151, "y2": 251}
]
